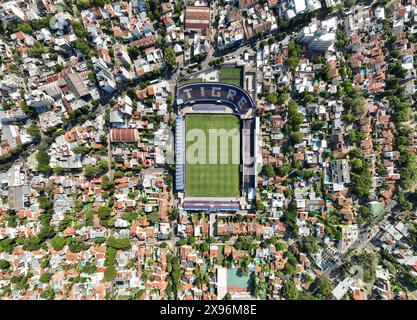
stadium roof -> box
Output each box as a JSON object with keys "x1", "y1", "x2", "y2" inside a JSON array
[
  {"x1": 183, "y1": 200, "x2": 240, "y2": 211},
  {"x1": 175, "y1": 115, "x2": 185, "y2": 191},
  {"x1": 176, "y1": 82, "x2": 255, "y2": 115}
]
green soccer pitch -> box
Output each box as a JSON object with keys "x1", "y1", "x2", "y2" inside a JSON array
[{"x1": 185, "y1": 114, "x2": 241, "y2": 197}]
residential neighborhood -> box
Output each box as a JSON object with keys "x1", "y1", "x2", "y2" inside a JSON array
[{"x1": 0, "y1": 0, "x2": 416, "y2": 302}]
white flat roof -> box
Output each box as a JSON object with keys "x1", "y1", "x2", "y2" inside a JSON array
[
  {"x1": 217, "y1": 267, "x2": 228, "y2": 300},
  {"x1": 294, "y1": 0, "x2": 307, "y2": 13}
]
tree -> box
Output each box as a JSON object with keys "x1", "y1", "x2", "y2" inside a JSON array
[
  {"x1": 68, "y1": 238, "x2": 90, "y2": 253},
  {"x1": 177, "y1": 239, "x2": 186, "y2": 246},
  {"x1": 351, "y1": 158, "x2": 363, "y2": 171},
  {"x1": 84, "y1": 165, "x2": 97, "y2": 179},
  {"x1": 286, "y1": 39, "x2": 301, "y2": 71},
  {"x1": 350, "y1": 152, "x2": 372, "y2": 198},
  {"x1": 164, "y1": 47, "x2": 177, "y2": 67},
  {"x1": 169, "y1": 208, "x2": 179, "y2": 221},
  {"x1": 0, "y1": 259, "x2": 10, "y2": 270},
  {"x1": 325, "y1": 224, "x2": 342, "y2": 240},
  {"x1": 104, "y1": 266, "x2": 117, "y2": 281},
  {"x1": 97, "y1": 159, "x2": 109, "y2": 174},
  {"x1": 388, "y1": 60, "x2": 408, "y2": 79},
  {"x1": 311, "y1": 120, "x2": 326, "y2": 132},
  {"x1": 27, "y1": 123, "x2": 40, "y2": 139},
  {"x1": 358, "y1": 205, "x2": 372, "y2": 225},
  {"x1": 302, "y1": 93, "x2": 316, "y2": 104},
  {"x1": 398, "y1": 150, "x2": 417, "y2": 191},
  {"x1": 287, "y1": 100, "x2": 303, "y2": 130},
  {"x1": 287, "y1": 56, "x2": 299, "y2": 70},
  {"x1": 30, "y1": 15, "x2": 53, "y2": 31},
  {"x1": 18, "y1": 23, "x2": 32, "y2": 33},
  {"x1": 396, "y1": 193, "x2": 413, "y2": 211},
  {"x1": 0, "y1": 238, "x2": 15, "y2": 253},
  {"x1": 122, "y1": 211, "x2": 139, "y2": 221},
  {"x1": 276, "y1": 161, "x2": 291, "y2": 176},
  {"x1": 348, "y1": 148, "x2": 362, "y2": 159},
  {"x1": 94, "y1": 238, "x2": 106, "y2": 246},
  {"x1": 38, "y1": 225, "x2": 55, "y2": 242},
  {"x1": 106, "y1": 236, "x2": 131, "y2": 250},
  {"x1": 277, "y1": 92, "x2": 289, "y2": 105},
  {"x1": 274, "y1": 241, "x2": 288, "y2": 251},
  {"x1": 187, "y1": 236, "x2": 196, "y2": 245},
  {"x1": 284, "y1": 262, "x2": 296, "y2": 275},
  {"x1": 51, "y1": 237, "x2": 67, "y2": 251},
  {"x1": 75, "y1": 38, "x2": 92, "y2": 57},
  {"x1": 291, "y1": 131, "x2": 303, "y2": 144},
  {"x1": 266, "y1": 92, "x2": 278, "y2": 104},
  {"x1": 174, "y1": 3, "x2": 183, "y2": 15},
  {"x1": 40, "y1": 286, "x2": 55, "y2": 300},
  {"x1": 102, "y1": 176, "x2": 115, "y2": 191},
  {"x1": 315, "y1": 276, "x2": 333, "y2": 297},
  {"x1": 262, "y1": 164, "x2": 275, "y2": 178},
  {"x1": 344, "y1": 0, "x2": 356, "y2": 8},
  {"x1": 39, "y1": 273, "x2": 53, "y2": 284},
  {"x1": 403, "y1": 271, "x2": 417, "y2": 290},
  {"x1": 200, "y1": 242, "x2": 209, "y2": 252},
  {"x1": 105, "y1": 247, "x2": 117, "y2": 267},
  {"x1": 301, "y1": 237, "x2": 320, "y2": 254},
  {"x1": 283, "y1": 280, "x2": 299, "y2": 300},
  {"x1": 147, "y1": 211, "x2": 159, "y2": 224},
  {"x1": 37, "y1": 149, "x2": 52, "y2": 175},
  {"x1": 98, "y1": 206, "x2": 111, "y2": 220},
  {"x1": 336, "y1": 30, "x2": 350, "y2": 49}
]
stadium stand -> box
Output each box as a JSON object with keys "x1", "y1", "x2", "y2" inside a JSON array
[
  {"x1": 177, "y1": 82, "x2": 255, "y2": 115},
  {"x1": 242, "y1": 119, "x2": 256, "y2": 190},
  {"x1": 175, "y1": 115, "x2": 185, "y2": 191},
  {"x1": 192, "y1": 104, "x2": 227, "y2": 112},
  {"x1": 175, "y1": 82, "x2": 259, "y2": 209},
  {"x1": 183, "y1": 200, "x2": 240, "y2": 211}
]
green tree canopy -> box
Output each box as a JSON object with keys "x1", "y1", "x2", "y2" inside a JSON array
[
  {"x1": 315, "y1": 276, "x2": 333, "y2": 297},
  {"x1": 37, "y1": 149, "x2": 52, "y2": 175},
  {"x1": 51, "y1": 236, "x2": 67, "y2": 251},
  {"x1": 262, "y1": 164, "x2": 275, "y2": 178},
  {"x1": 106, "y1": 236, "x2": 131, "y2": 250},
  {"x1": 283, "y1": 279, "x2": 299, "y2": 300},
  {"x1": 0, "y1": 259, "x2": 10, "y2": 270},
  {"x1": 164, "y1": 47, "x2": 177, "y2": 67},
  {"x1": 266, "y1": 92, "x2": 278, "y2": 104},
  {"x1": 104, "y1": 265, "x2": 117, "y2": 281}
]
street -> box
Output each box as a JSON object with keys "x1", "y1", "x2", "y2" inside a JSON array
[{"x1": 323, "y1": 202, "x2": 396, "y2": 278}]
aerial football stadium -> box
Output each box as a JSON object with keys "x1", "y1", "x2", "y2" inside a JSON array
[{"x1": 175, "y1": 82, "x2": 260, "y2": 212}]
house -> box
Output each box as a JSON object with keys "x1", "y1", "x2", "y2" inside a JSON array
[
  {"x1": 329, "y1": 160, "x2": 351, "y2": 185},
  {"x1": 110, "y1": 129, "x2": 140, "y2": 143},
  {"x1": 184, "y1": 6, "x2": 211, "y2": 36},
  {"x1": 62, "y1": 73, "x2": 91, "y2": 100},
  {"x1": 338, "y1": 224, "x2": 359, "y2": 253}
]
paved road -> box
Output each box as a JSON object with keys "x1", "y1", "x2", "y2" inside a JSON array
[
  {"x1": 323, "y1": 202, "x2": 396, "y2": 278},
  {"x1": 107, "y1": 133, "x2": 113, "y2": 179},
  {"x1": 168, "y1": 25, "x2": 291, "y2": 92}
]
